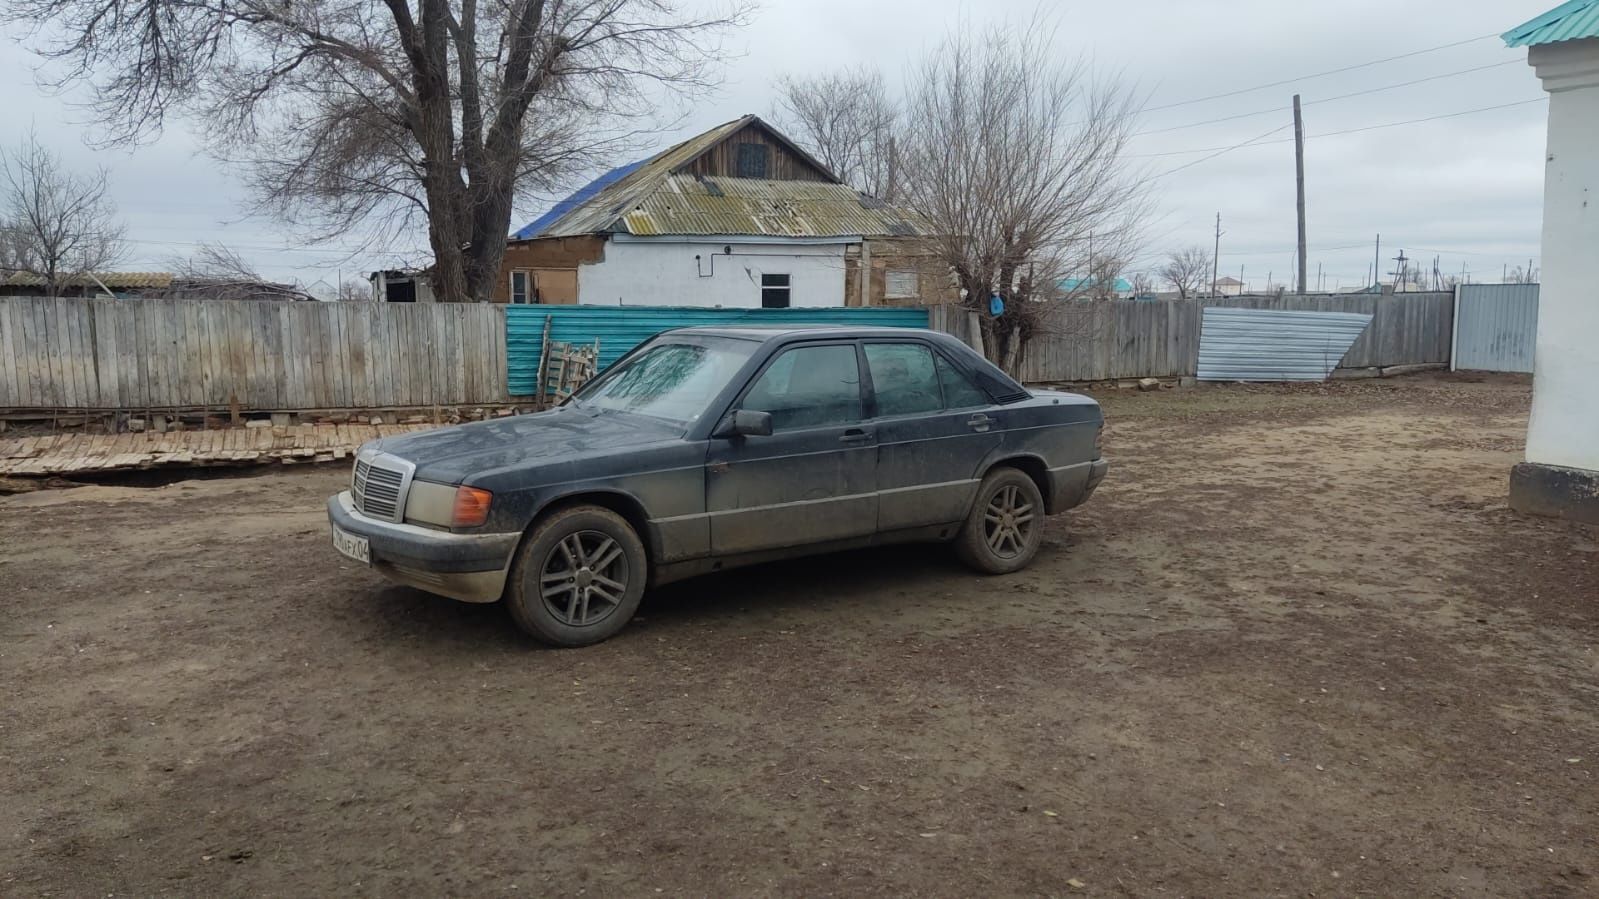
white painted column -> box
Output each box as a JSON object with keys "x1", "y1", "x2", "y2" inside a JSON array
[{"x1": 1525, "y1": 39, "x2": 1599, "y2": 472}]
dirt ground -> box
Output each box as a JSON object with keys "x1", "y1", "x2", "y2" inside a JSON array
[{"x1": 2, "y1": 373, "x2": 1595, "y2": 897}]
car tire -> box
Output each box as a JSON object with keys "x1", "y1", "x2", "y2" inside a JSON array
[
  {"x1": 506, "y1": 505, "x2": 648, "y2": 647},
  {"x1": 955, "y1": 467, "x2": 1046, "y2": 575}
]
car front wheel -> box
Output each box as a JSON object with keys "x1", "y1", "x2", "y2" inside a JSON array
[
  {"x1": 507, "y1": 505, "x2": 647, "y2": 647},
  {"x1": 955, "y1": 467, "x2": 1046, "y2": 574}
]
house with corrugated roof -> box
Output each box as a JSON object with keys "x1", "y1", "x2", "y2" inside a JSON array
[
  {"x1": 2, "y1": 271, "x2": 174, "y2": 298},
  {"x1": 496, "y1": 115, "x2": 950, "y2": 308}
]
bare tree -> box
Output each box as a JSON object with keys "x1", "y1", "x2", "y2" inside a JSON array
[
  {"x1": 1129, "y1": 272, "x2": 1155, "y2": 298},
  {"x1": 10, "y1": 0, "x2": 749, "y2": 303},
  {"x1": 340, "y1": 278, "x2": 375, "y2": 302},
  {"x1": 897, "y1": 17, "x2": 1147, "y2": 374},
  {"x1": 0, "y1": 132, "x2": 125, "y2": 298},
  {"x1": 166, "y1": 241, "x2": 315, "y2": 300},
  {"x1": 1159, "y1": 245, "x2": 1212, "y2": 299},
  {"x1": 773, "y1": 67, "x2": 900, "y2": 199},
  {"x1": 1506, "y1": 264, "x2": 1538, "y2": 284}
]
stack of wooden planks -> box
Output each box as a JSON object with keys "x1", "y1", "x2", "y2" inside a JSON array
[{"x1": 0, "y1": 422, "x2": 440, "y2": 477}]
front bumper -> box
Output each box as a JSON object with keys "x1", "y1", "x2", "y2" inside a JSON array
[
  {"x1": 327, "y1": 491, "x2": 520, "y2": 603},
  {"x1": 1046, "y1": 458, "x2": 1110, "y2": 513}
]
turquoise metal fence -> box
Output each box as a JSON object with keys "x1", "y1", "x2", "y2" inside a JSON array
[{"x1": 505, "y1": 305, "x2": 931, "y2": 396}]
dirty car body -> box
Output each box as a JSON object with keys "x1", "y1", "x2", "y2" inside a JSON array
[{"x1": 327, "y1": 326, "x2": 1108, "y2": 644}]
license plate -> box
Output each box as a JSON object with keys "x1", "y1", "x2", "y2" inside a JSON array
[{"x1": 331, "y1": 524, "x2": 370, "y2": 565}]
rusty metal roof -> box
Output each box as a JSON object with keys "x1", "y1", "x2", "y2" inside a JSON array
[
  {"x1": 3, "y1": 271, "x2": 174, "y2": 289},
  {"x1": 518, "y1": 115, "x2": 928, "y2": 240}
]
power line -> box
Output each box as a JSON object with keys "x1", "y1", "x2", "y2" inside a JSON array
[
  {"x1": 1151, "y1": 123, "x2": 1293, "y2": 179},
  {"x1": 1132, "y1": 97, "x2": 1546, "y2": 158},
  {"x1": 1141, "y1": 33, "x2": 1501, "y2": 113},
  {"x1": 1134, "y1": 59, "x2": 1523, "y2": 137}
]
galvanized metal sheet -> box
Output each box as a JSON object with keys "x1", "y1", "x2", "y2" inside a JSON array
[
  {"x1": 1197, "y1": 306, "x2": 1373, "y2": 381},
  {"x1": 1454, "y1": 284, "x2": 1538, "y2": 373},
  {"x1": 506, "y1": 305, "x2": 930, "y2": 396}
]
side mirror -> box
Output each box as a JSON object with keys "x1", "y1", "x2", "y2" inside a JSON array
[{"x1": 715, "y1": 409, "x2": 773, "y2": 439}]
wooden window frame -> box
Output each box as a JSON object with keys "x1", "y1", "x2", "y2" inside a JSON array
[{"x1": 760, "y1": 272, "x2": 791, "y2": 308}]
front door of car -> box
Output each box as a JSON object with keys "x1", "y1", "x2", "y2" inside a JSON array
[
  {"x1": 865, "y1": 341, "x2": 1005, "y2": 531},
  {"x1": 706, "y1": 342, "x2": 878, "y2": 555}
]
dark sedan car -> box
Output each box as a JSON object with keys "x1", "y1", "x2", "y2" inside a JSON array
[{"x1": 328, "y1": 326, "x2": 1108, "y2": 645}]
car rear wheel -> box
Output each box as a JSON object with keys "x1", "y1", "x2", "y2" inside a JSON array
[
  {"x1": 955, "y1": 467, "x2": 1045, "y2": 574},
  {"x1": 507, "y1": 505, "x2": 647, "y2": 647}
]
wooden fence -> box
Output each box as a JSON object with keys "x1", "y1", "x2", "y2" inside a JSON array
[
  {"x1": 957, "y1": 292, "x2": 1454, "y2": 384},
  {"x1": 0, "y1": 297, "x2": 510, "y2": 412},
  {"x1": 0, "y1": 292, "x2": 1458, "y2": 414}
]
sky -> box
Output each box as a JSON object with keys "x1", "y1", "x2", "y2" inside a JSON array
[{"x1": 0, "y1": 0, "x2": 1559, "y2": 292}]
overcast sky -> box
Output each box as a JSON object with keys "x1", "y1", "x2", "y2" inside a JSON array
[{"x1": 0, "y1": 0, "x2": 1558, "y2": 291}]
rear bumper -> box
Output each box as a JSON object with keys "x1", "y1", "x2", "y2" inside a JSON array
[
  {"x1": 327, "y1": 492, "x2": 519, "y2": 603},
  {"x1": 1046, "y1": 458, "x2": 1109, "y2": 513}
]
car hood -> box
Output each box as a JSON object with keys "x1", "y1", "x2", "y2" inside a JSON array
[{"x1": 369, "y1": 405, "x2": 684, "y2": 485}]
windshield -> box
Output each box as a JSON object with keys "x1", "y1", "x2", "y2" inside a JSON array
[{"x1": 571, "y1": 337, "x2": 757, "y2": 424}]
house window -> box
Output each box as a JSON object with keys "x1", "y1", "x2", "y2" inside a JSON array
[
  {"x1": 736, "y1": 143, "x2": 770, "y2": 178},
  {"x1": 760, "y1": 273, "x2": 791, "y2": 308},
  {"x1": 510, "y1": 270, "x2": 529, "y2": 304},
  {"x1": 885, "y1": 270, "x2": 919, "y2": 299}
]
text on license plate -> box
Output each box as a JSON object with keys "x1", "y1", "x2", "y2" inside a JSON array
[{"x1": 331, "y1": 524, "x2": 370, "y2": 564}]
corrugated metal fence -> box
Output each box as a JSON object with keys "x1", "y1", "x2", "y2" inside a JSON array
[
  {"x1": 1197, "y1": 307, "x2": 1374, "y2": 381},
  {"x1": 0, "y1": 297, "x2": 508, "y2": 411},
  {"x1": 504, "y1": 305, "x2": 930, "y2": 396},
  {"x1": 1452, "y1": 284, "x2": 1538, "y2": 373}
]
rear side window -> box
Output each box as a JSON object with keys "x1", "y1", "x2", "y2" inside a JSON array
[
  {"x1": 935, "y1": 352, "x2": 991, "y2": 409},
  {"x1": 741, "y1": 344, "x2": 863, "y2": 430},
  {"x1": 865, "y1": 343, "x2": 942, "y2": 417}
]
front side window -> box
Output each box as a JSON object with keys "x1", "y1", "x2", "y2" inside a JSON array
[
  {"x1": 741, "y1": 344, "x2": 862, "y2": 431},
  {"x1": 760, "y1": 273, "x2": 790, "y2": 308},
  {"x1": 572, "y1": 338, "x2": 757, "y2": 424},
  {"x1": 510, "y1": 271, "x2": 529, "y2": 304},
  {"x1": 865, "y1": 342, "x2": 942, "y2": 417}
]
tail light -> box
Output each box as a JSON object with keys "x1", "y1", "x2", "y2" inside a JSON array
[
  {"x1": 1094, "y1": 420, "x2": 1105, "y2": 458},
  {"x1": 452, "y1": 486, "x2": 494, "y2": 527}
]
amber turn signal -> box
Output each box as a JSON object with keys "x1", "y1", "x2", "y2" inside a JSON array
[{"x1": 451, "y1": 486, "x2": 493, "y2": 527}]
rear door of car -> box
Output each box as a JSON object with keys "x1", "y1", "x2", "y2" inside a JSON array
[
  {"x1": 863, "y1": 339, "x2": 1004, "y2": 531},
  {"x1": 705, "y1": 340, "x2": 878, "y2": 555}
]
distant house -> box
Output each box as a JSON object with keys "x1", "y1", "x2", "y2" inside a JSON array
[
  {"x1": 1213, "y1": 276, "x2": 1245, "y2": 296},
  {"x1": 3, "y1": 271, "x2": 174, "y2": 298},
  {"x1": 498, "y1": 115, "x2": 950, "y2": 308},
  {"x1": 369, "y1": 269, "x2": 436, "y2": 303},
  {"x1": 1059, "y1": 276, "x2": 1134, "y2": 299}
]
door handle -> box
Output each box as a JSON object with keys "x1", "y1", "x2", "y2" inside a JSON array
[
  {"x1": 967, "y1": 414, "x2": 992, "y2": 432},
  {"x1": 840, "y1": 428, "x2": 872, "y2": 444}
]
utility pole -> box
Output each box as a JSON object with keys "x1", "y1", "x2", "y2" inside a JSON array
[
  {"x1": 1391, "y1": 250, "x2": 1409, "y2": 293},
  {"x1": 1211, "y1": 212, "x2": 1223, "y2": 297},
  {"x1": 1317, "y1": 262, "x2": 1323, "y2": 292},
  {"x1": 1240, "y1": 264, "x2": 1246, "y2": 293},
  {"x1": 1293, "y1": 94, "x2": 1307, "y2": 294},
  {"x1": 1373, "y1": 233, "x2": 1381, "y2": 289}
]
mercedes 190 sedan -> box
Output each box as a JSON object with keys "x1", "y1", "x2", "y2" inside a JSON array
[{"x1": 328, "y1": 326, "x2": 1108, "y2": 646}]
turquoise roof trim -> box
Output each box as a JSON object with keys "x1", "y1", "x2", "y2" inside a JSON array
[{"x1": 1504, "y1": 0, "x2": 1599, "y2": 48}]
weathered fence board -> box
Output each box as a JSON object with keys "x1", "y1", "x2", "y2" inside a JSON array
[{"x1": 0, "y1": 297, "x2": 510, "y2": 411}]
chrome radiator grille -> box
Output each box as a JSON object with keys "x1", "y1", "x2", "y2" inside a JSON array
[{"x1": 352, "y1": 456, "x2": 408, "y2": 521}]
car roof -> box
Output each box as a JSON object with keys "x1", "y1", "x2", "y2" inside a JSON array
[{"x1": 666, "y1": 324, "x2": 951, "y2": 342}]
